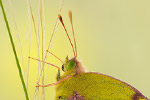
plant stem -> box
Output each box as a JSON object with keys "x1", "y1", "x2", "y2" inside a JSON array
[{"x1": 0, "y1": 0, "x2": 29, "y2": 100}]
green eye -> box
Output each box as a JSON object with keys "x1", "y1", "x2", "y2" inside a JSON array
[{"x1": 66, "y1": 60, "x2": 76, "y2": 71}]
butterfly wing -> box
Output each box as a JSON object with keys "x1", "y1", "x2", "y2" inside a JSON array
[{"x1": 55, "y1": 72, "x2": 148, "y2": 100}]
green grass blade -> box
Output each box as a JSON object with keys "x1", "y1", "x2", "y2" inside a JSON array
[{"x1": 0, "y1": 0, "x2": 29, "y2": 100}]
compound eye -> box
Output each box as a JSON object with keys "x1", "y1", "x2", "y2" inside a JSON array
[
  {"x1": 66, "y1": 60, "x2": 76, "y2": 71},
  {"x1": 62, "y1": 65, "x2": 64, "y2": 71}
]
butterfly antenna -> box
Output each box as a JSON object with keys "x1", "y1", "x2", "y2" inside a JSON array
[
  {"x1": 28, "y1": 56, "x2": 60, "y2": 69},
  {"x1": 58, "y1": 14, "x2": 76, "y2": 57},
  {"x1": 68, "y1": 11, "x2": 77, "y2": 57},
  {"x1": 46, "y1": 50, "x2": 63, "y2": 63}
]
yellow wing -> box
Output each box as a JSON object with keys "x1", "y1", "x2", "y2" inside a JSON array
[{"x1": 55, "y1": 72, "x2": 148, "y2": 100}]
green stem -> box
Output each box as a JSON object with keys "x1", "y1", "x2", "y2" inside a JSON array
[{"x1": 0, "y1": 0, "x2": 29, "y2": 100}]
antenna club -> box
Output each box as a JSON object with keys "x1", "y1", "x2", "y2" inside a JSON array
[
  {"x1": 58, "y1": 14, "x2": 63, "y2": 22},
  {"x1": 68, "y1": 10, "x2": 72, "y2": 15},
  {"x1": 68, "y1": 10, "x2": 72, "y2": 23}
]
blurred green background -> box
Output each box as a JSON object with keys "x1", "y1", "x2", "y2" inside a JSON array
[{"x1": 0, "y1": 0, "x2": 150, "y2": 99}]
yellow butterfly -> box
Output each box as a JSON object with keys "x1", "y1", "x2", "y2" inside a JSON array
[{"x1": 36, "y1": 11, "x2": 149, "y2": 100}]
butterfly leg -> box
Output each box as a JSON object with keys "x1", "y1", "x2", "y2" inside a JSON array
[{"x1": 36, "y1": 74, "x2": 72, "y2": 87}]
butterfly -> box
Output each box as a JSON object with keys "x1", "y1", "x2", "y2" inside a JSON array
[{"x1": 36, "y1": 11, "x2": 149, "y2": 100}]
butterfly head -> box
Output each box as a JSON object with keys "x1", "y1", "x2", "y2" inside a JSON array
[{"x1": 62, "y1": 56, "x2": 77, "y2": 72}]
